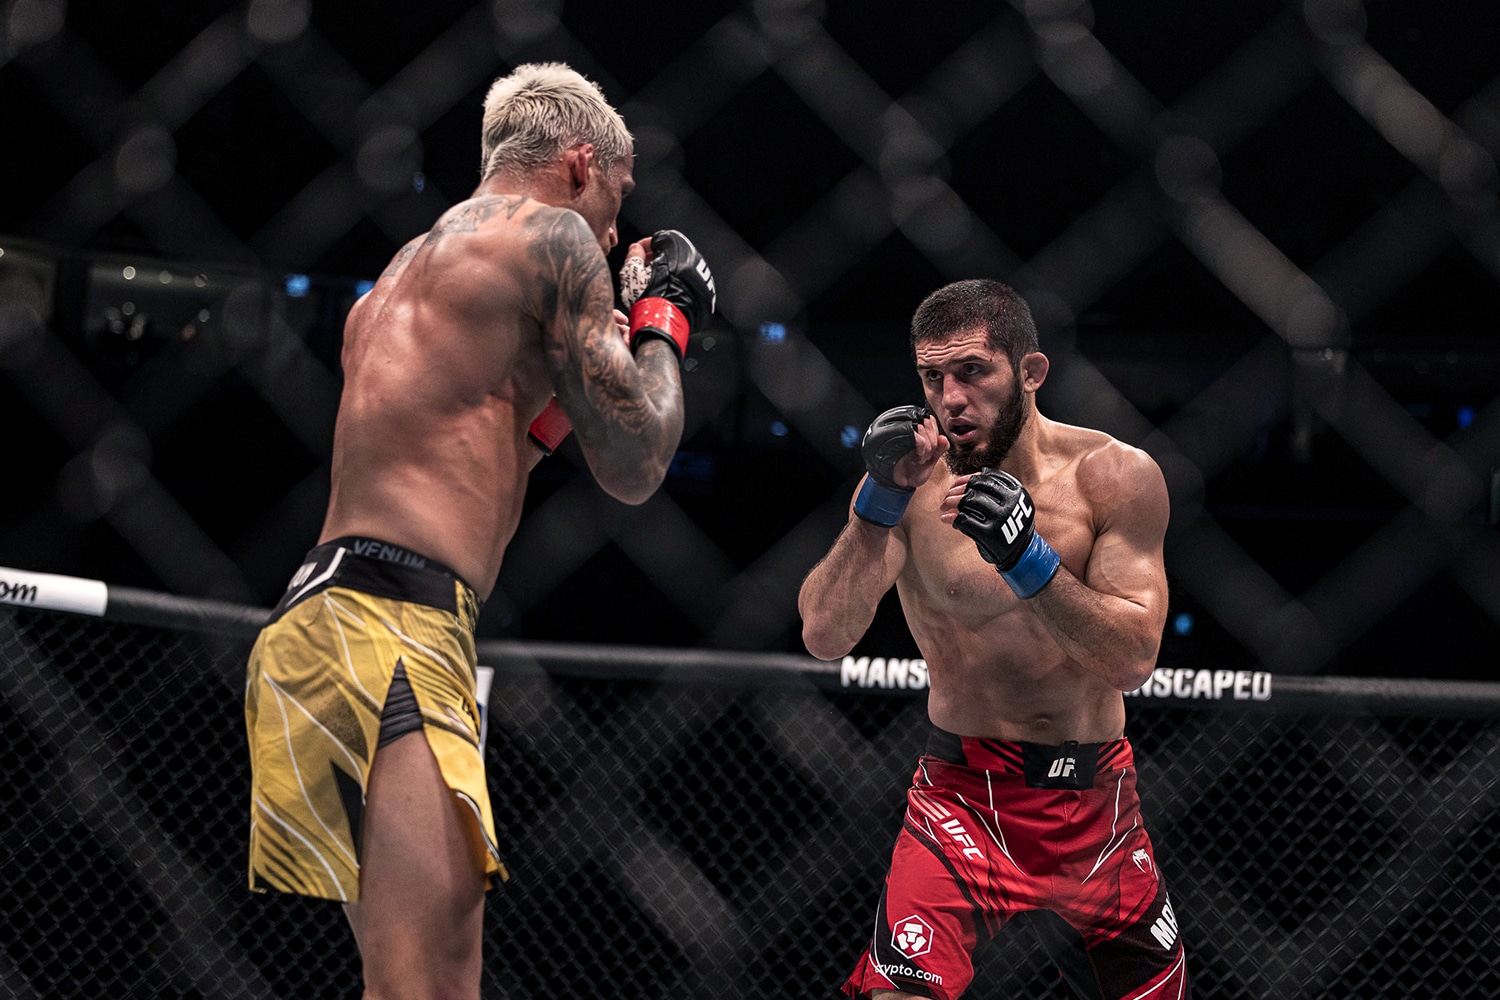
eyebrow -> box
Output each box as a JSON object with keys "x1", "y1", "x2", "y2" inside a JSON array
[{"x1": 917, "y1": 352, "x2": 990, "y2": 369}]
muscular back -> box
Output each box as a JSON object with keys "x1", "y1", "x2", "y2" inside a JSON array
[
  {"x1": 322, "y1": 195, "x2": 598, "y2": 598},
  {"x1": 896, "y1": 420, "x2": 1168, "y2": 743}
]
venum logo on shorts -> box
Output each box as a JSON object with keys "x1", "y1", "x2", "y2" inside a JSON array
[
  {"x1": 1132, "y1": 848, "x2": 1156, "y2": 878},
  {"x1": 891, "y1": 914, "x2": 933, "y2": 959}
]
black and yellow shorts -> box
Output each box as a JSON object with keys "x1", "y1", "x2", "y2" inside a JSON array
[{"x1": 245, "y1": 536, "x2": 507, "y2": 903}]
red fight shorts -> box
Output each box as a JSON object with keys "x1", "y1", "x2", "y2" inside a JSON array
[{"x1": 843, "y1": 729, "x2": 1189, "y2": 1000}]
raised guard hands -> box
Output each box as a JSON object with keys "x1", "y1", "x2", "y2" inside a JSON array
[
  {"x1": 627, "y1": 229, "x2": 715, "y2": 360},
  {"x1": 854, "y1": 405, "x2": 948, "y2": 526},
  {"x1": 948, "y1": 469, "x2": 1060, "y2": 598}
]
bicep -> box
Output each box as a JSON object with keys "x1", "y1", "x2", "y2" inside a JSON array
[
  {"x1": 523, "y1": 207, "x2": 680, "y2": 470},
  {"x1": 1081, "y1": 457, "x2": 1170, "y2": 619},
  {"x1": 524, "y1": 208, "x2": 624, "y2": 383}
]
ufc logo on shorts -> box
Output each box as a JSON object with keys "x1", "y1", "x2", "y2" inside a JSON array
[
  {"x1": 941, "y1": 818, "x2": 984, "y2": 860},
  {"x1": 1000, "y1": 494, "x2": 1033, "y2": 544},
  {"x1": 1047, "y1": 756, "x2": 1076, "y2": 779}
]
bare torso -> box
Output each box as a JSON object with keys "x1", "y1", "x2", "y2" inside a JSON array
[
  {"x1": 320, "y1": 195, "x2": 558, "y2": 598},
  {"x1": 896, "y1": 420, "x2": 1143, "y2": 743}
]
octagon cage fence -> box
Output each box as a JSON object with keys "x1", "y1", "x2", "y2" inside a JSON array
[{"x1": 2, "y1": 567, "x2": 1499, "y2": 1000}]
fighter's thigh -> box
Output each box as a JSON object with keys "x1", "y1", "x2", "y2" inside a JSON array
[
  {"x1": 345, "y1": 730, "x2": 486, "y2": 984},
  {"x1": 1066, "y1": 834, "x2": 1187, "y2": 999},
  {"x1": 865, "y1": 825, "x2": 988, "y2": 996}
]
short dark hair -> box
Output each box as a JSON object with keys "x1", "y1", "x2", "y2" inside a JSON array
[{"x1": 910, "y1": 279, "x2": 1038, "y2": 369}]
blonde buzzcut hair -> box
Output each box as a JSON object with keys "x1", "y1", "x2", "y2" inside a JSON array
[{"x1": 479, "y1": 63, "x2": 632, "y2": 180}]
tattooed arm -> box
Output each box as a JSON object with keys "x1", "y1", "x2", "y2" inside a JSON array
[{"x1": 528, "y1": 207, "x2": 685, "y2": 504}]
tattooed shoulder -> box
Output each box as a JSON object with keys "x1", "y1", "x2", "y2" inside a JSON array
[
  {"x1": 424, "y1": 195, "x2": 529, "y2": 245},
  {"x1": 380, "y1": 239, "x2": 422, "y2": 279},
  {"x1": 523, "y1": 207, "x2": 609, "y2": 324}
]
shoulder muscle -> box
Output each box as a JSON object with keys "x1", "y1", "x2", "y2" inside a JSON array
[
  {"x1": 1077, "y1": 439, "x2": 1168, "y2": 537},
  {"x1": 521, "y1": 205, "x2": 610, "y2": 333}
]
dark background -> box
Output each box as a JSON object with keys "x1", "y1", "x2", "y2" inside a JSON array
[{"x1": 2, "y1": 0, "x2": 1498, "y2": 679}]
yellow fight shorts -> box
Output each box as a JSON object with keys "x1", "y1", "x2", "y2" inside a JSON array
[{"x1": 245, "y1": 536, "x2": 508, "y2": 902}]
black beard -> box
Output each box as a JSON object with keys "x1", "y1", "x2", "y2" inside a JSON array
[{"x1": 944, "y1": 384, "x2": 1026, "y2": 475}]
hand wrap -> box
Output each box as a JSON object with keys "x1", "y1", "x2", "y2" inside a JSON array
[{"x1": 627, "y1": 229, "x2": 715, "y2": 360}]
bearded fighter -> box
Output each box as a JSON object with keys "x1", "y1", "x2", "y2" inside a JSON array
[{"x1": 800, "y1": 279, "x2": 1187, "y2": 1000}]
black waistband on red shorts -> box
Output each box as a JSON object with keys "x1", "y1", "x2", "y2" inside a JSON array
[
  {"x1": 269, "y1": 535, "x2": 475, "y2": 621},
  {"x1": 924, "y1": 726, "x2": 1132, "y2": 790}
]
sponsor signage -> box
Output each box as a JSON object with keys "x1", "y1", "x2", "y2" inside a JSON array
[
  {"x1": 891, "y1": 914, "x2": 933, "y2": 958},
  {"x1": 0, "y1": 567, "x2": 108, "y2": 617},
  {"x1": 1126, "y1": 668, "x2": 1272, "y2": 702},
  {"x1": 840, "y1": 656, "x2": 929, "y2": 690},
  {"x1": 838, "y1": 659, "x2": 1269, "y2": 702}
]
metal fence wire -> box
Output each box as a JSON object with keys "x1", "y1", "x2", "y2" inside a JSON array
[
  {"x1": 3, "y1": 0, "x2": 1499, "y2": 679},
  {"x1": 3, "y1": 601, "x2": 1499, "y2": 1000}
]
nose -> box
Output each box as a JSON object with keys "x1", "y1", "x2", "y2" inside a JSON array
[{"x1": 942, "y1": 381, "x2": 967, "y2": 414}]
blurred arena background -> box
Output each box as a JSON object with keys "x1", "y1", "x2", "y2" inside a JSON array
[
  {"x1": 2, "y1": 0, "x2": 1496, "y2": 677},
  {"x1": 2, "y1": 0, "x2": 1499, "y2": 998}
]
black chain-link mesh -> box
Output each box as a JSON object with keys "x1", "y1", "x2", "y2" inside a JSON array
[
  {"x1": 4, "y1": 603, "x2": 1499, "y2": 999},
  {"x1": 3, "y1": 1, "x2": 1498, "y2": 678}
]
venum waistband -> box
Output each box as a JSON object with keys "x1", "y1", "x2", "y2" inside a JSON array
[
  {"x1": 924, "y1": 726, "x2": 1132, "y2": 790},
  {"x1": 269, "y1": 535, "x2": 476, "y2": 622}
]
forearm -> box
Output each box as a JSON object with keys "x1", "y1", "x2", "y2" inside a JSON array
[
  {"x1": 571, "y1": 340, "x2": 684, "y2": 504},
  {"x1": 799, "y1": 517, "x2": 899, "y2": 660},
  {"x1": 1028, "y1": 569, "x2": 1161, "y2": 690}
]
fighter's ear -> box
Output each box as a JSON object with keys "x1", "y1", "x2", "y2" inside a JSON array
[
  {"x1": 563, "y1": 143, "x2": 595, "y2": 194},
  {"x1": 1020, "y1": 351, "x2": 1049, "y2": 393}
]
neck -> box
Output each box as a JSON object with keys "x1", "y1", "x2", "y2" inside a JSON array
[
  {"x1": 475, "y1": 166, "x2": 567, "y2": 207},
  {"x1": 996, "y1": 405, "x2": 1048, "y2": 481}
]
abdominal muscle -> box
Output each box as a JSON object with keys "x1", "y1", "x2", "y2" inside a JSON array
[{"x1": 899, "y1": 576, "x2": 1127, "y2": 745}]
